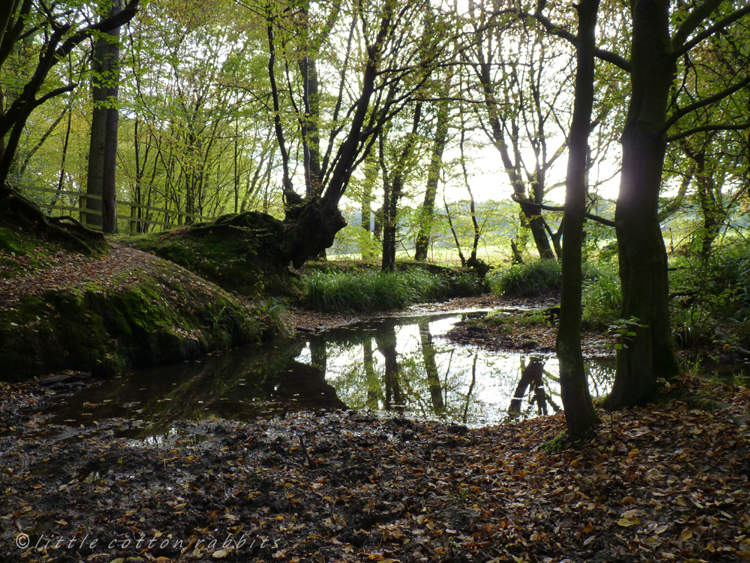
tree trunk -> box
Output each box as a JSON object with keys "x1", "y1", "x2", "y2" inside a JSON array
[
  {"x1": 414, "y1": 96, "x2": 449, "y2": 261},
  {"x1": 375, "y1": 326, "x2": 402, "y2": 411},
  {"x1": 364, "y1": 339, "x2": 379, "y2": 409},
  {"x1": 605, "y1": 0, "x2": 680, "y2": 410},
  {"x1": 86, "y1": 0, "x2": 122, "y2": 233},
  {"x1": 444, "y1": 196, "x2": 466, "y2": 267},
  {"x1": 685, "y1": 146, "x2": 724, "y2": 258},
  {"x1": 381, "y1": 104, "x2": 422, "y2": 272},
  {"x1": 556, "y1": 0, "x2": 600, "y2": 440},
  {"x1": 282, "y1": 197, "x2": 347, "y2": 269},
  {"x1": 360, "y1": 152, "x2": 378, "y2": 259},
  {"x1": 508, "y1": 357, "x2": 546, "y2": 418}
]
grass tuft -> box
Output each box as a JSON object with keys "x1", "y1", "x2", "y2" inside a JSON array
[
  {"x1": 303, "y1": 269, "x2": 452, "y2": 312},
  {"x1": 487, "y1": 260, "x2": 562, "y2": 297}
]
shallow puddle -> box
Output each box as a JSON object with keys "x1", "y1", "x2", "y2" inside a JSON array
[{"x1": 34, "y1": 311, "x2": 615, "y2": 438}]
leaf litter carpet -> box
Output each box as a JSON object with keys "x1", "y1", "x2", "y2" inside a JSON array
[{"x1": 1, "y1": 375, "x2": 749, "y2": 562}]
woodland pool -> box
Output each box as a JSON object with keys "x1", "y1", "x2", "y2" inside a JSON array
[{"x1": 39, "y1": 310, "x2": 615, "y2": 438}]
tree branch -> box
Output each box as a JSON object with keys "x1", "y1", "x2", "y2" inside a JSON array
[
  {"x1": 511, "y1": 194, "x2": 615, "y2": 226},
  {"x1": 671, "y1": 1, "x2": 750, "y2": 61},
  {"x1": 516, "y1": 9, "x2": 631, "y2": 72},
  {"x1": 671, "y1": 0, "x2": 724, "y2": 51},
  {"x1": 663, "y1": 73, "x2": 750, "y2": 132},
  {"x1": 667, "y1": 120, "x2": 750, "y2": 143}
]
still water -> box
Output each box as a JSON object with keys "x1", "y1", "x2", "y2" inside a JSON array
[{"x1": 41, "y1": 311, "x2": 615, "y2": 436}]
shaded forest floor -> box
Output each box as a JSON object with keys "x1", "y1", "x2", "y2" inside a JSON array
[
  {"x1": 1, "y1": 374, "x2": 749, "y2": 562},
  {"x1": 2, "y1": 238, "x2": 750, "y2": 562}
]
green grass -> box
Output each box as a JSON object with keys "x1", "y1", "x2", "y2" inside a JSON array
[
  {"x1": 487, "y1": 259, "x2": 563, "y2": 297},
  {"x1": 303, "y1": 269, "x2": 452, "y2": 312},
  {"x1": 582, "y1": 262, "x2": 622, "y2": 331}
]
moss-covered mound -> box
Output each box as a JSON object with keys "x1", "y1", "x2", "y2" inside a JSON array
[
  {"x1": 130, "y1": 211, "x2": 303, "y2": 299},
  {"x1": 0, "y1": 221, "x2": 287, "y2": 381}
]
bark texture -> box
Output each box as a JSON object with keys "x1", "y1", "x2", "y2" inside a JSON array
[
  {"x1": 606, "y1": 0, "x2": 681, "y2": 409},
  {"x1": 555, "y1": 0, "x2": 600, "y2": 439}
]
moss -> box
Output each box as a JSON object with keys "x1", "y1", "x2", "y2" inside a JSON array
[
  {"x1": 0, "y1": 255, "x2": 284, "y2": 382},
  {"x1": 130, "y1": 215, "x2": 303, "y2": 299},
  {"x1": 0, "y1": 226, "x2": 33, "y2": 255}
]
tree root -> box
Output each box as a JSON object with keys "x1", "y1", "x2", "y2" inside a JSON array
[{"x1": 0, "y1": 186, "x2": 105, "y2": 254}]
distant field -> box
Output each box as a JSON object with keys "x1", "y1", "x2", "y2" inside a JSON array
[{"x1": 327, "y1": 244, "x2": 519, "y2": 266}]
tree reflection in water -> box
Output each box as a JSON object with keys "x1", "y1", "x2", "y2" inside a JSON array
[
  {"x1": 307, "y1": 313, "x2": 614, "y2": 426},
  {"x1": 507, "y1": 356, "x2": 562, "y2": 420}
]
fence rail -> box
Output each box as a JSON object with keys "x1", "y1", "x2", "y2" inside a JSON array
[{"x1": 18, "y1": 184, "x2": 213, "y2": 233}]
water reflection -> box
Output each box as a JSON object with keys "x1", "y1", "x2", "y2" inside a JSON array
[
  {"x1": 41, "y1": 339, "x2": 346, "y2": 438},
  {"x1": 38, "y1": 312, "x2": 615, "y2": 436},
  {"x1": 298, "y1": 313, "x2": 615, "y2": 426}
]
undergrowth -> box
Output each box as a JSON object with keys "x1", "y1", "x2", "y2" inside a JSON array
[
  {"x1": 669, "y1": 243, "x2": 750, "y2": 351},
  {"x1": 303, "y1": 269, "x2": 452, "y2": 312},
  {"x1": 487, "y1": 259, "x2": 562, "y2": 297}
]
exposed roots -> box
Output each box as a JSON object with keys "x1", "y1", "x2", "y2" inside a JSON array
[{"x1": 0, "y1": 186, "x2": 105, "y2": 255}]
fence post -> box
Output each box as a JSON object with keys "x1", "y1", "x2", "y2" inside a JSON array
[
  {"x1": 79, "y1": 195, "x2": 86, "y2": 224},
  {"x1": 129, "y1": 204, "x2": 138, "y2": 235}
]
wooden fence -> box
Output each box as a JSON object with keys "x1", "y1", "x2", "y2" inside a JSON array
[{"x1": 19, "y1": 185, "x2": 213, "y2": 234}]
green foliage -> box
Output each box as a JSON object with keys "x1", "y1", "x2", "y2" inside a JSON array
[
  {"x1": 303, "y1": 269, "x2": 451, "y2": 313},
  {"x1": 452, "y1": 271, "x2": 485, "y2": 296},
  {"x1": 671, "y1": 305, "x2": 714, "y2": 350},
  {"x1": 607, "y1": 317, "x2": 647, "y2": 352},
  {"x1": 487, "y1": 259, "x2": 562, "y2": 297},
  {"x1": 582, "y1": 262, "x2": 622, "y2": 331},
  {"x1": 666, "y1": 242, "x2": 750, "y2": 352}
]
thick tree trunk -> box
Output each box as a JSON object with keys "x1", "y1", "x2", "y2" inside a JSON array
[
  {"x1": 606, "y1": 0, "x2": 680, "y2": 409},
  {"x1": 556, "y1": 0, "x2": 600, "y2": 440},
  {"x1": 86, "y1": 0, "x2": 122, "y2": 233},
  {"x1": 282, "y1": 198, "x2": 347, "y2": 268}
]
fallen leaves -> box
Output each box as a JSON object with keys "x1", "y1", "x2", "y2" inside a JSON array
[{"x1": 0, "y1": 375, "x2": 748, "y2": 562}]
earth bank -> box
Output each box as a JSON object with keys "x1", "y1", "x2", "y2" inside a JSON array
[{"x1": 0, "y1": 221, "x2": 287, "y2": 381}]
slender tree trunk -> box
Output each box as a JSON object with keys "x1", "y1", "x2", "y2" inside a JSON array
[
  {"x1": 414, "y1": 96, "x2": 449, "y2": 261},
  {"x1": 684, "y1": 146, "x2": 724, "y2": 258},
  {"x1": 606, "y1": 0, "x2": 680, "y2": 409},
  {"x1": 364, "y1": 339, "x2": 379, "y2": 409},
  {"x1": 360, "y1": 152, "x2": 378, "y2": 259},
  {"x1": 556, "y1": 0, "x2": 600, "y2": 439},
  {"x1": 55, "y1": 101, "x2": 73, "y2": 196},
  {"x1": 444, "y1": 196, "x2": 466, "y2": 267},
  {"x1": 381, "y1": 103, "x2": 422, "y2": 272},
  {"x1": 300, "y1": 55, "x2": 322, "y2": 198}
]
